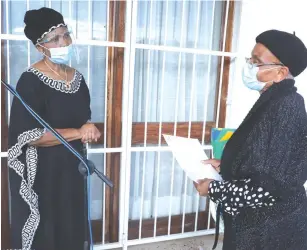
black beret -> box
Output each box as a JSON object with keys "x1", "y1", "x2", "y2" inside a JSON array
[
  {"x1": 256, "y1": 30, "x2": 307, "y2": 77},
  {"x1": 24, "y1": 7, "x2": 66, "y2": 45}
]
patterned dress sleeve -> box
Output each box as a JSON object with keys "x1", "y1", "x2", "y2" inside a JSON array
[
  {"x1": 8, "y1": 71, "x2": 46, "y2": 249},
  {"x1": 208, "y1": 179, "x2": 277, "y2": 215},
  {"x1": 8, "y1": 71, "x2": 46, "y2": 144}
]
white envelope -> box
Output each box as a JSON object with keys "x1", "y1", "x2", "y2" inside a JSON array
[{"x1": 163, "y1": 134, "x2": 222, "y2": 182}]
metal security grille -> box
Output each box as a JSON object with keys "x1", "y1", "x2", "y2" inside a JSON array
[{"x1": 0, "y1": 0, "x2": 239, "y2": 249}]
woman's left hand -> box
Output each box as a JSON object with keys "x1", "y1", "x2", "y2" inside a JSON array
[
  {"x1": 193, "y1": 178, "x2": 214, "y2": 196},
  {"x1": 79, "y1": 123, "x2": 101, "y2": 143}
]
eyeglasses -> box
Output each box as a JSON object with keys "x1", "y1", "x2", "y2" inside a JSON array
[
  {"x1": 40, "y1": 31, "x2": 72, "y2": 45},
  {"x1": 245, "y1": 57, "x2": 284, "y2": 69}
]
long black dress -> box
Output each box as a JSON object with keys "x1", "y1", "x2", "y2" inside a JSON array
[{"x1": 8, "y1": 67, "x2": 91, "y2": 250}]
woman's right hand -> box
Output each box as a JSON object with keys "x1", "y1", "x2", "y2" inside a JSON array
[
  {"x1": 201, "y1": 159, "x2": 221, "y2": 172},
  {"x1": 78, "y1": 123, "x2": 101, "y2": 143}
]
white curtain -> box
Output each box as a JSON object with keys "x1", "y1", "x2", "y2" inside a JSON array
[{"x1": 129, "y1": 0, "x2": 224, "y2": 220}]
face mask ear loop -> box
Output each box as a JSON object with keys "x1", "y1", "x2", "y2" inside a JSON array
[
  {"x1": 259, "y1": 66, "x2": 282, "y2": 74},
  {"x1": 37, "y1": 44, "x2": 51, "y2": 60},
  {"x1": 258, "y1": 66, "x2": 282, "y2": 84}
]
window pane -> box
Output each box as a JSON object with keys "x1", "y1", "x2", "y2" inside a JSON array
[
  {"x1": 29, "y1": 1, "x2": 47, "y2": 10},
  {"x1": 3, "y1": 1, "x2": 27, "y2": 34},
  {"x1": 72, "y1": 1, "x2": 90, "y2": 39},
  {"x1": 89, "y1": 46, "x2": 107, "y2": 123},
  {"x1": 2, "y1": 0, "x2": 108, "y2": 41},
  {"x1": 136, "y1": 0, "x2": 224, "y2": 51},
  {"x1": 70, "y1": 0, "x2": 108, "y2": 40},
  {"x1": 129, "y1": 150, "x2": 210, "y2": 220},
  {"x1": 133, "y1": 50, "x2": 219, "y2": 122},
  {"x1": 92, "y1": 1, "x2": 108, "y2": 40},
  {"x1": 88, "y1": 153, "x2": 105, "y2": 220},
  {"x1": 3, "y1": 40, "x2": 28, "y2": 90},
  {"x1": 73, "y1": 45, "x2": 107, "y2": 122}
]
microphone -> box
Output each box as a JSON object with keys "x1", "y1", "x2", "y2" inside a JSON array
[{"x1": 1, "y1": 79, "x2": 113, "y2": 187}]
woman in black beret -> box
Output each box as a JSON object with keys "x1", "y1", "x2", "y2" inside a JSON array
[
  {"x1": 195, "y1": 30, "x2": 307, "y2": 250},
  {"x1": 8, "y1": 7, "x2": 101, "y2": 250}
]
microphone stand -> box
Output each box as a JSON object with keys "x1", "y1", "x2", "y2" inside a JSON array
[{"x1": 1, "y1": 80, "x2": 113, "y2": 250}]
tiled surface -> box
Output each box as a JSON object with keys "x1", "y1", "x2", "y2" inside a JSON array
[{"x1": 123, "y1": 235, "x2": 223, "y2": 250}]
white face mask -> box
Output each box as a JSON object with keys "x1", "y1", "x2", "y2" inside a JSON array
[{"x1": 242, "y1": 63, "x2": 282, "y2": 92}]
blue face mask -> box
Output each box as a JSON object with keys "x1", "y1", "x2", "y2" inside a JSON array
[
  {"x1": 242, "y1": 63, "x2": 266, "y2": 91},
  {"x1": 48, "y1": 44, "x2": 73, "y2": 65},
  {"x1": 39, "y1": 44, "x2": 73, "y2": 65}
]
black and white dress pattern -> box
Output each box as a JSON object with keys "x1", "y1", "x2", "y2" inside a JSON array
[
  {"x1": 209, "y1": 80, "x2": 307, "y2": 250},
  {"x1": 209, "y1": 179, "x2": 276, "y2": 215},
  {"x1": 8, "y1": 67, "x2": 91, "y2": 250}
]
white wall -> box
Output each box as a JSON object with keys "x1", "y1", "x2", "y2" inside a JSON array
[{"x1": 226, "y1": 0, "x2": 307, "y2": 128}]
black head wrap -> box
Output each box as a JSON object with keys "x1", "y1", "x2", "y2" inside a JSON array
[{"x1": 24, "y1": 7, "x2": 66, "y2": 45}]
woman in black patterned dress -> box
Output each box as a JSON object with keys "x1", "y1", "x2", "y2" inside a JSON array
[{"x1": 8, "y1": 7, "x2": 101, "y2": 250}]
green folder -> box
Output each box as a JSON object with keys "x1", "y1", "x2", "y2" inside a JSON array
[{"x1": 211, "y1": 128, "x2": 236, "y2": 159}]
